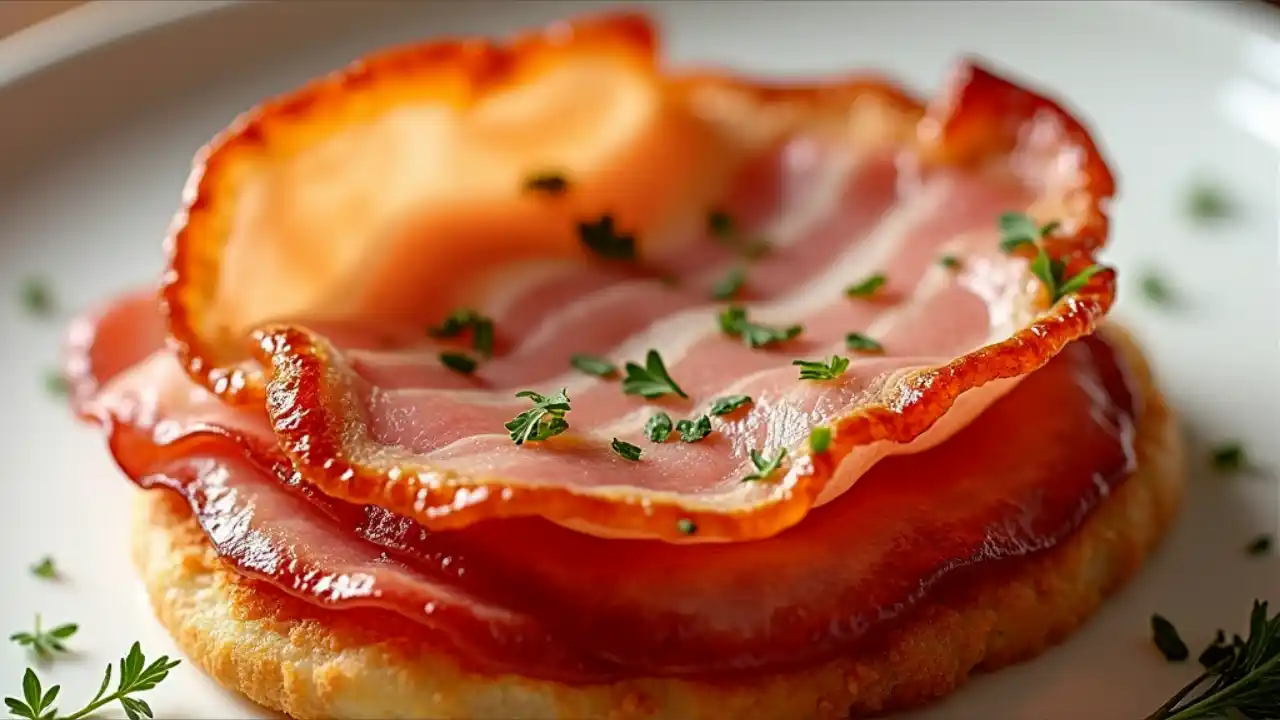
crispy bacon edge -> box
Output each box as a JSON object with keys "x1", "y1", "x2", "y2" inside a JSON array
[{"x1": 161, "y1": 13, "x2": 1116, "y2": 542}]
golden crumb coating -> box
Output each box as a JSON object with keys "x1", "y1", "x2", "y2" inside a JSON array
[{"x1": 130, "y1": 326, "x2": 1184, "y2": 719}]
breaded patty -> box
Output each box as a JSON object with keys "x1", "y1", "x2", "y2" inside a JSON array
[{"x1": 129, "y1": 326, "x2": 1184, "y2": 719}]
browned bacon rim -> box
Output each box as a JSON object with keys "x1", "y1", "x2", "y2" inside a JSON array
[{"x1": 162, "y1": 12, "x2": 1116, "y2": 543}]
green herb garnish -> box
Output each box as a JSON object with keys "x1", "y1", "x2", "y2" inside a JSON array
[
  {"x1": 1187, "y1": 180, "x2": 1233, "y2": 222},
  {"x1": 1144, "y1": 600, "x2": 1280, "y2": 720},
  {"x1": 1211, "y1": 442, "x2": 1246, "y2": 473},
  {"x1": 20, "y1": 278, "x2": 53, "y2": 317},
  {"x1": 707, "y1": 210, "x2": 770, "y2": 257},
  {"x1": 1246, "y1": 534, "x2": 1273, "y2": 557},
  {"x1": 523, "y1": 172, "x2": 569, "y2": 195},
  {"x1": 611, "y1": 438, "x2": 642, "y2": 461},
  {"x1": 1152, "y1": 614, "x2": 1190, "y2": 662},
  {"x1": 845, "y1": 332, "x2": 884, "y2": 354},
  {"x1": 717, "y1": 306, "x2": 803, "y2": 349},
  {"x1": 621, "y1": 350, "x2": 687, "y2": 399},
  {"x1": 808, "y1": 426, "x2": 832, "y2": 454},
  {"x1": 708, "y1": 395, "x2": 751, "y2": 416},
  {"x1": 707, "y1": 209, "x2": 734, "y2": 238},
  {"x1": 676, "y1": 415, "x2": 712, "y2": 443},
  {"x1": 940, "y1": 254, "x2": 961, "y2": 270},
  {"x1": 793, "y1": 355, "x2": 850, "y2": 381},
  {"x1": 1140, "y1": 272, "x2": 1173, "y2": 305},
  {"x1": 570, "y1": 353, "x2": 617, "y2": 379},
  {"x1": 4, "y1": 642, "x2": 181, "y2": 720},
  {"x1": 644, "y1": 412, "x2": 673, "y2": 442},
  {"x1": 998, "y1": 211, "x2": 1060, "y2": 253},
  {"x1": 712, "y1": 266, "x2": 746, "y2": 301},
  {"x1": 844, "y1": 273, "x2": 886, "y2": 298},
  {"x1": 1028, "y1": 247, "x2": 1105, "y2": 303},
  {"x1": 504, "y1": 389, "x2": 571, "y2": 445},
  {"x1": 578, "y1": 215, "x2": 637, "y2": 261},
  {"x1": 676, "y1": 518, "x2": 697, "y2": 535},
  {"x1": 429, "y1": 309, "x2": 495, "y2": 357},
  {"x1": 439, "y1": 351, "x2": 477, "y2": 376},
  {"x1": 44, "y1": 371, "x2": 68, "y2": 397},
  {"x1": 743, "y1": 448, "x2": 788, "y2": 482},
  {"x1": 9, "y1": 616, "x2": 76, "y2": 662},
  {"x1": 29, "y1": 557, "x2": 56, "y2": 581}
]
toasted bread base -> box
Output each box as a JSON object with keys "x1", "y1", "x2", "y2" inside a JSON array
[{"x1": 130, "y1": 326, "x2": 1184, "y2": 719}]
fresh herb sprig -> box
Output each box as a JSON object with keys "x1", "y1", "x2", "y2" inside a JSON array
[
  {"x1": 793, "y1": 355, "x2": 850, "y2": 381},
  {"x1": 998, "y1": 212, "x2": 1104, "y2": 303},
  {"x1": 9, "y1": 616, "x2": 76, "y2": 662},
  {"x1": 505, "y1": 389, "x2": 572, "y2": 445},
  {"x1": 844, "y1": 273, "x2": 886, "y2": 298},
  {"x1": 718, "y1": 306, "x2": 803, "y2": 349},
  {"x1": 570, "y1": 354, "x2": 617, "y2": 379},
  {"x1": 5, "y1": 642, "x2": 181, "y2": 720},
  {"x1": 621, "y1": 350, "x2": 687, "y2": 399},
  {"x1": 429, "y1": 309, "x2": 495, "y2": 357},
  {"x1": 675, "y1": 415, "x2": 712, "y2": 443},
  {"x1": 29, "y1": 557, "x2": 57, "y2": 581},
  {"x1": 709, "y1": 395, "x2": 751, "y2": 416},
  {"x1": 743, "y1": 448, "x2": 787, "y2": 482},
  {"x1": 998, "y1": 212, "x2": 1060, "y2": 254},
  {"x1": 1144, "y1": 600, "x2": 1280, "y2": 720}
]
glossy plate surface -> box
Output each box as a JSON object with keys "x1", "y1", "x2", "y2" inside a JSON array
[{"x1": 0, "y1": 2, "x2": 1275, "y2": 717}]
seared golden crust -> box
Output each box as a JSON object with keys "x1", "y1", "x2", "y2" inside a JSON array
[{"x1": 131, "y1": 326, "x2": 1183, "y2": 719}]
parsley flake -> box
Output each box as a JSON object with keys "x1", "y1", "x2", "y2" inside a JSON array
[
  {"x1": 1152, "y1": 613, "x2": 1190, "y2": 662},
  {"x1": 676, "y1": 415, "x2": 712, "y2": 443},
  {"x1": 1140, "y1": 272, "x2": 1173, "y2": 305},
  {"x1": 44, "y1": 371, "x2": 68, "y2": 397},
  {"x1": 578, "y1": 215, "x2": 637, "y2": 261},
  {"x1": 611, "y1": 438, "x2": 642, "y2": 461},
  {"x1": 29, "y1": 557, "x2": 56, "y2": 580},
  {"x1": 939, "y1": 254, "x2": 961, "y2": 270},
  {"x1": 793, "y1": 355, "x2": 850, "y2": 381},
  {"x1": 997, "y1": 211, "x2": 1060, "y2": 253},
  {"x1": 844, "y1": 273, "x2": 886, "y2": 298},
  {"x1": 1029, "y1": 247, "x2": 1105, "y2": 303},
  {"x1": 20, "y1": 278, "x2": 53, "y2": 317},
  {"x1": 644, "y1": 412, "x2": 673, "y2": 442},
  {"x1": 1211, "y1": 442, "x2": 1246, "y2": 474},
  {"x1": 743, "y1": 448, "x2": 788, "y2": 482},
  {"x1": 621, "y1": 350, "x2": 687, "y2": 399},
  {"x1": 429, "y1": 309, "x2": 495, "y2": 357},
  {"x1": 570, "y1": 353, "x2": 617, "y2": 379},
  {"x1": 504, "y1": 389, "x2": 571, "y2": 445},
  {"x1": 523, "y1": 172, "x2": 569, "y2": 195},
  {"x1": 676, "y1": 518, "x2": 697, "y2": 535},
  {"x1": 808, "y1": 426, "x2": 832, "y2": 454},
  {"x1": 439, "y1": 351, "x2": 477, "y2": 376},
  {"x1": 1246, "y1": 534, "x2": 1273, "y2": 557},
  {"x1": 1187, "y1": 179, "x2": 1233, "y2": 222},
  {"x1": 9, "y1": 616, "x2": 77, "y2": 662},
  {"x1": 845, "y1": 332, "x2": 884, "y2": 354},
  {"x1": 712, "y1": 266, "x2": 746, "y2": 301},
  {"x1": 717, "y1": 306, "x2": 803, "y2": 349},
  {"x1": 709, "y1": 394, "x2": 751, "y2": 416}
]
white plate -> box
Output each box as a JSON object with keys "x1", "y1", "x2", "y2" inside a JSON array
[{"x1": 0, "y1": 2, "x2": 1276, "y2": 718}]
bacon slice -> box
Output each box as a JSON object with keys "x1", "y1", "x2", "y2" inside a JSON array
[
  {"x1": 84, "y1": 311, "x2": 1138, "y2": 679},
  {"x1": 157, "y1": 13, "x2": 1115, "y2": 542}
]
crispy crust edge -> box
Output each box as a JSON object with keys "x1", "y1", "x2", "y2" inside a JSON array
[{"x1": 130, "y1": 325, "x2": 1184, "y2": 720}]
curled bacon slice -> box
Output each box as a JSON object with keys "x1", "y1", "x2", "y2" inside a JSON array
[{"x1": 161, "y1": 13, "x2": 1116, "y2": 542}]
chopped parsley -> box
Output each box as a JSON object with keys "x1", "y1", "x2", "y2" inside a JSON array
[
  {"x1": 1028, "y1": 248, "x2": 1105, "y2": 303},
  {"x1": 1151, "y1": 613, "x2": 1190, "y2": 662},
  {"x1": 712, "y1": 266, "x2": 746, "y2": 301},
  {"x1": 793, "y1": 355, "x2": 850, "y2": 381},
  {"x1": 1211, "y1": 442, "x2": 1246, "y2": 474},
  {"x1": 1187, "y1": 179, "x2": 1233, "y2": 222},
  {"x1": 1246, "y1": 534, "x2": 1273, "y2": 557},
  {"x1": 9, "y1": 615, "x2": 77, "y2": 662},
  {"x1": 707, "y1": 209, "x2": 735, "y2": 238},
  {"x1": 676, "y1": 415, "x2": 712, "y2": 443},
  {"x1": 707, "y1": 209, "x2": 770, "y2": 257},
  {"x1": 708, "y1": 394, "x2": 752, "y2": 416},
  {"x1": 939, "y1": 254, "x2": 961, "y2": 270},
  {"x1": 578, "y1": 215, "x2": 637, "y2": 261},
  {"x1": 845, "y1": 332, "x2": 884, "y2": 354},
  {"x1": 504, "y1": 389, "x2": 571, "y2": 445},
  {"x1": 676, "y1": 518, "x2": 697, "y2": 535},
  {"x1": 717, "y1": 306, "x2": 803, "y2": 349},
  {"x1": 621, "y1": 350, "x2": 687, "y2": 399},
  {"x1": 808, "y1": 426, "x2": 832, "y2": 454},
  {"x1": 844, "y1": 273, "x2": 886, "y2": 298},
  {"x1": 439, "y1": 351, "x2": 477, "y2": 375},
  {"x1": 429, "y1": 309, "x2": 495, "y2": 357},
  {"x1": 998, "y1": 211, "x2": 1060, "y2": 253},
  {"x1": 644, "y1": 412, "x2": 673, "y2": 442},
  {"x1": 1140, "y1": 272, "x2": 1173, "y2": 305},
  {"x1": 570, "y1": 353, "x2": 617, "y2": 379},
  {"x1": 20, "y1": 278, "x2": 53, "y2": 316},
  {"x1": 523, "y1": 172, "x2": 569, "y2": 195},
  {"x1": 743, "y1": 448, "x2": 788, "y2": 482},
  {"x1": 44, "y1": 371, "x2": 68, "y2": 397},
  {"x1": 611, "y1": 438, "x2": 642, "y2": 461},
  {"x1": 29, "y1": 557, "x2": 57, "y2": 580}
]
